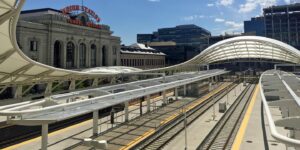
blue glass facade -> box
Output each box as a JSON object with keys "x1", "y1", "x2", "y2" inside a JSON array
[
  {"x1": 137, "y1": 24, "x2": 211, "y2": 46},
  {"x1": 264, "y1": 4, "x2": 300, "y2": 50},
  {"x1": 244, "y1": 17, "x2": 265, "y2": 36}
]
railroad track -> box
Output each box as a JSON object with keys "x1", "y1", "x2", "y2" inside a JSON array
[
  {"x1": 130, "y1": 82, "x2": 239, "y2": 150},
  {"x1": 197, "y1": 82, "x2": 256, "y2": 150},
  {"x1": 0, "y1": 92, "x2": 174, "y2": 148}
]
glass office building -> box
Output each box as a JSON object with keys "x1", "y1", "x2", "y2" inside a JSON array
[
  {"x1": 137, "y1": 24, "x2": 211, "y2": 46},
  {"x1": 244, "y1": 17, "x2": 265, "y2": 36},
  {"x1": 264, "y1": 3, "x2": 300, "y2": 50}
]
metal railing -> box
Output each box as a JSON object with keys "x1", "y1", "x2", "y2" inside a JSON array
[{"x1": 260, "y1": 71, "x2": 300, "y2": 148}]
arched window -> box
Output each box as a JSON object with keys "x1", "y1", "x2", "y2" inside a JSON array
[
  {"x1": 53, "y1": 41, "x2": 62, "y2": 68},
  {"x1": 91, "y1": 44, "x2": 97, "y2": 67},
  {"x1": 79, "y1": 43, "x2": 87, "y2": 68},
  {"x1": 81, "y1": 16, "x2": 87, "y2": 26},
  {"x1": 66, "y1": 42, "x2": 75, "y2": 69},
  {"x1": 102, "y1": 46, "x2": 107, "y2": 66}
]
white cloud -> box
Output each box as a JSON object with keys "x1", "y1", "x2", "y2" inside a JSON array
[
  {"x1": 223, "y1": 21, "x2": 243, "y2": 34},
  {"x1": 238, "y1": 0, "x2": 278, "y2": 13},
  {"x1": 214, "y1": 18, "x2": 243, "y2": 34},
  {"x1": 284, "y1": 0, "x2": 290, "y2": 3},
  {"x1": 239, "y1": 2, "x2": 257, "y2": 13},
  {"x1": 215, "y1": 18, "x2": 225, "y2": 22},
  {"x1": 218, "y1": 0, "x2": 234, "y2": 6},
  {"x1": 183, "y1": 15, "x2": 205, "y2": 21},
  {"x1": 225, "y1": 21, "x2": 243, "y2": 29},
  {"x1": 148, "y1": 0, "x2": 160, "y2": 2},
  {"x1": 207, "y1": 3, "x2": 214, "y2": 7}
]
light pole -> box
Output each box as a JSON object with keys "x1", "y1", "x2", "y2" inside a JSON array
[
  {"x1": 226, "y1": 87, "x2": 229, "y2": 105},
  {"x1": 184, "y1": 102, "x2": 188, "y2": 150}
]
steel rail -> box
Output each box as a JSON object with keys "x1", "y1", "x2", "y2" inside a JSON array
[
  {"x1": 131, "y1": 82, "x2": 238, "y2": 150},
  {"x1": 197, "y1": 83, "x2": 256, "y2": 150}
]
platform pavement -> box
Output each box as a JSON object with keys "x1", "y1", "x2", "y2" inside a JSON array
[
  {"x1": 163, "y1": 83, "x2": 245, "y2": 150},
  {"x1": 3, "y1": 93, "x2": 173, "y2": 150},
  {"x1": 234, "y1": 87, "x2": 288, "y2": 150}
]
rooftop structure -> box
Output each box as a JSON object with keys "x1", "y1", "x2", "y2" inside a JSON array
[{"x1": 120, "y1": 43, "x2": 166, "y2": 69}]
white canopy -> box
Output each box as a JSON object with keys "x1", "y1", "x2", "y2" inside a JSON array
[
  {"x1": 1, "y1": 0, "x2": 300, "y2": 86},
  {"x1": 187, "y1": 36, "x2": 300, "y2": 64}
]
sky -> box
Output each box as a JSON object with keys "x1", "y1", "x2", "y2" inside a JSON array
[{"x1": 23, "y1": 0, "x2": 298, "y2": 45}]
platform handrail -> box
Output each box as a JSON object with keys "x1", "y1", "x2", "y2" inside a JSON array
[{"x1": 260, "y1": 71, "x2": 300, "y2": 148}]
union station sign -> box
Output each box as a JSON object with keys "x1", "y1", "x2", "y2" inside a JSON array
[{"x1": 61, "y1": 5, "x2": 101, "y2": 29}]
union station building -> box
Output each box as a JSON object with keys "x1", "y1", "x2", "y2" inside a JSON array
[{"x1": 16, "y1": 6, "x2": 121, "y2": 70}]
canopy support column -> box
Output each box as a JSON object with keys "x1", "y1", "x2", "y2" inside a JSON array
[
  {"x1": 125, "y1": 101, "x2": 129, "y2": 122},
  {"x1": 163, "y1": 90, "x2": 167, "y2": 104},
  {"x1": 139, "y1": 98, "x2": 143, "y2": 116},
  {"x1": 183, "y1": 85, "x2": 187, "y2": 96},
  {"x1": 146, "y1": 95, "x2": 150, "y2": 113},
  {"x1": 41, "y1": 124, "x2": 48, "y2": 150},
  {"x1": 175, "y1": 87, "x2": 178, "y2": 100},
  {"x1": 93, "y1": 110, "x2": 98, "y2": 136}
]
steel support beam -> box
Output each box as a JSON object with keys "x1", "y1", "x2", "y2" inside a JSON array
[
  {"x1": 69, "y1": 80, "x2": 76, "y2": 91},
  {"x1": 92, "y1": 78, "x2": 99, "y2": 87},
  {"x1": 14, "y1": 85, "x2": 22, "y2": 99},
  {"x1": 44, "y1": 82, "x2": 52, "y2": 96}
]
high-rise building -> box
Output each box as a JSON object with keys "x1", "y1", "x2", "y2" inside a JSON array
[
  {"x1": 263, "y1": 3, "x2": 300, "y2": 49},
  {"x1": 137, "y1": 24, "x2": 211, "y2": 66},
  {"x1": 148, "y1": 42, "x2": 199, "y2": 66},
  {"x1": 244, "y1": 17, "x2": 265, "y2": 36},
  {"x1": 137, "y1": 24, "x2": 211, "y2": 46}
]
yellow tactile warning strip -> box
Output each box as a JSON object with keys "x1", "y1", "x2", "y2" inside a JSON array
[
  {"x1": 120, "y1": 83, "x2": 230, "y2": 150},
  {"x1": 231, "y1": 85, "x2": 259, "y2": 150}
]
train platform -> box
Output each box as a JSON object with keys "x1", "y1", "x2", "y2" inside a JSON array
[
  {"x1": 233, "y1": 85, "x2": 289, "y2": 150},
  {"x1": 70, "y1": 83, "x2": 230, "y2": 150},
  {"x1": 3, "y1": 93, "x2": 173, "y2": 150},
  {"x1": 164, "y1": 83, "x2": 245, "y2": 149}
]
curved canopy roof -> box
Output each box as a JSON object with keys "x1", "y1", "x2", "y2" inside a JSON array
[
  {"x1": 1, "y1": 0, "x2": 300, "y2": 86},
  {"x1": 143, "y1": 36, "x2": 300, "y2": 73},
  {"x1": 186, "y1": 36, "x2": 300, "y2": 64}
]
